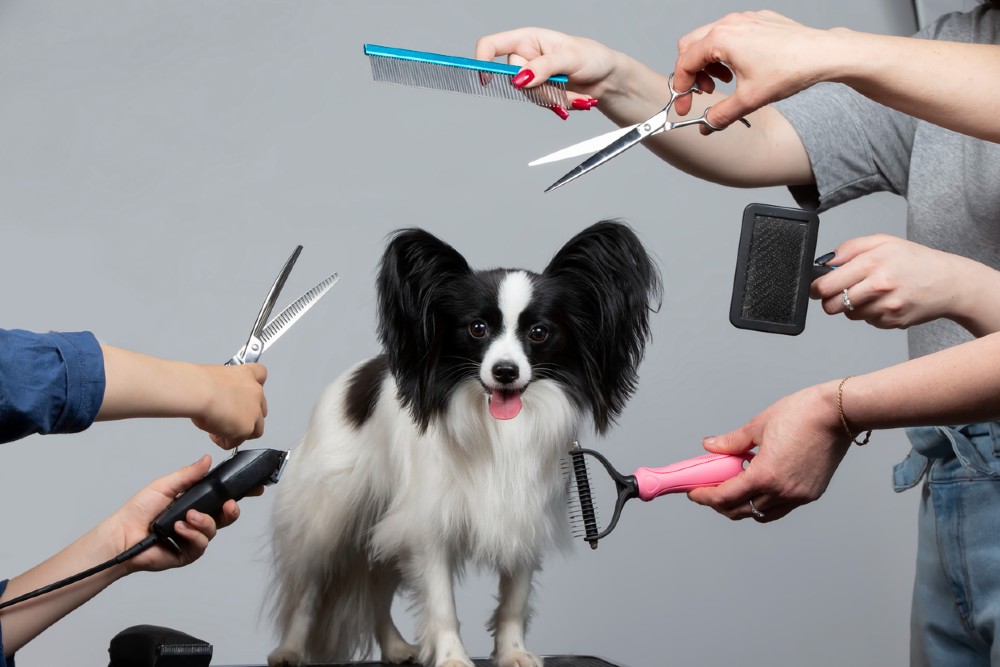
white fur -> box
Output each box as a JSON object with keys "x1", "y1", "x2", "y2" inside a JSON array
[
  {"x1": 267, "y1": 345, "x2": 581, "y2": 667},
  {"x1": 480, "y1": 272, "x2": 533, "y2": 390}
]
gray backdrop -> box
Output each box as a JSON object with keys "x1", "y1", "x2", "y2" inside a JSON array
[{"x1": 0, "y1": 1, "x2": 935, "y2": 665}]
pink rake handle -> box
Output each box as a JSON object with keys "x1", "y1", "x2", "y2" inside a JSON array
[{"x1": 633, "y1": 452, "x2": 754, "y2": 501}]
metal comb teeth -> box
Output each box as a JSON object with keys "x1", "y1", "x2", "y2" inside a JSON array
[
  {"x1": 364, "y1": 44, "x2": 569, "y2": 109},
  {"x1": 565, "y1": 445, "x2": 601, "y2": 549}
]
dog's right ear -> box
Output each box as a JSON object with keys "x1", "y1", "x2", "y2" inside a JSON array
[{"x1": 376, "y1": 228, "x2": 470, "y2": 426}]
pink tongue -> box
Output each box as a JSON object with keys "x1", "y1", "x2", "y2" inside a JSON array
[{"x1": 489, "y1": 390, "x2": 523, "y2": 420}]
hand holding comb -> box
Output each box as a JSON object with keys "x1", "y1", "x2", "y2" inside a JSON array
[{"x1": 566, "y1": 443, "x2": 754, "y2": 549}]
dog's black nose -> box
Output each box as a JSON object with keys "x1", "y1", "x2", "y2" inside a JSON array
[{"x1": 492, "y1": 362, "x2": 519, "y2": 385}]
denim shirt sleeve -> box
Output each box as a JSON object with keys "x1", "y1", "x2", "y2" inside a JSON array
[
  {"x1": 0, "y1": 578, "x2": 13, "y2": 666},
  {"x1": 0, "y1": 329, "x2": 106, "y2": 444}
]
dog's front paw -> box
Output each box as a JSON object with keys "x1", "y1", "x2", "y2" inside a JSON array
[
  {"x1": 381, "y1": 636, "x2": 420, "y2": 664},
  {"x1": 267, "y1": 647, "x2": 305, "y2": 667},
  {"x1": 494, "y1": 650, "x2": 544, "y2": 667},
  {"x1": 438, "y1": 659, "x2": 476, "y2": 667}
]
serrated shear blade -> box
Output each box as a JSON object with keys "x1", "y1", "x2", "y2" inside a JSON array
[{"x1": 258, "y1": 273, "x2": 339, "y2": 353}]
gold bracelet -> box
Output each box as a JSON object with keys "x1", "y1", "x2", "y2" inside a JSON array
[{"x1": 837, "y1": 376, "x2": 871, "y2": 446}]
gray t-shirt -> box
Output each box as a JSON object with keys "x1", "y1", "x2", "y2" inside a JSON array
[{"x1": 773, "y1": 6, "x2": 1000, "y2": 359}]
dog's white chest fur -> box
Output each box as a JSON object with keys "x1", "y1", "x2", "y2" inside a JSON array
[{"x1": 368, "y1": 376, "x2": 576, "y2": 570}]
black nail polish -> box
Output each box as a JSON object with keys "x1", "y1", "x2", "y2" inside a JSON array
[{"x1": 814, "y1": 251, "x2": 835, "y2": 265}]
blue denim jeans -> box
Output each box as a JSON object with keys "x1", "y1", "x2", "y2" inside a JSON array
[{"x1": 894, "y1": 422, "x2": 1000, "y2": 666}]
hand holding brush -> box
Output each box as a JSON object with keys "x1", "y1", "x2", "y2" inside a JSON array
[{"x1": 567, "y1": 443, "x2": 754, "y2": 548}]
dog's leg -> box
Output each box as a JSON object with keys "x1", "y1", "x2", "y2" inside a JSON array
[
  {"x1": 490, "y1": 567, "x2": 543, "y2": 667},
  {"x1": 373, "y1": 563, "x2": 419, "y2": 664},
  {"x1": 413, "y1": 552, "x2": 474, "y2": 667},
  {"x1": 267, "y1": 586, "x2": 316, "y2": 667}
]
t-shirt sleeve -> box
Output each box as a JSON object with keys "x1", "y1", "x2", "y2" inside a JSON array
[
  {"x1": 0, "y1": 329, "x2": 106, "y2": 443},
  {"x1": 772, "y1": 82, "x2": 916, "y2": 212}
]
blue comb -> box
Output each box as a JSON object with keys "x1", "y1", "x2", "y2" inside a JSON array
[{"x1": 364, "y1": 44, "x2": 569, "y2": 109}]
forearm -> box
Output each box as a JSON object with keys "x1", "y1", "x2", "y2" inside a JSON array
[
  {"x1": 97, "y1": 345, "x2": 213, "y2": 421},
  {"x1": 597, "y1": 50, "x2": 813, "y2": 187},
  {"x1": 0, "y1": 523, "x2": 126, "y2": 656},
  {"x1": 829, "y1": 30, "x2": 1000, "y2": 143},
  {"x1": 947, "y1": 257, "x2": 1000, "y2": 337},
  {"x1": 840, "y1": 332, "x2": 1000, "y2": 431}
]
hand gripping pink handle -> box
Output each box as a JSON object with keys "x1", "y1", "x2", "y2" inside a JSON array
[{"x1": 633, "y1": 452, "x2": 754, "y2": 501}]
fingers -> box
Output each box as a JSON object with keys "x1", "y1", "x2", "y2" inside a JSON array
[
  {"x1": 687, "y1": 462, "x2": 757, "y2": 510},
  {"x1": 475, "y1": 29, "x2": 545, "y2": 63},
  {"x1": 156, "y1": 455, "x2": 212, "y2": 499},
  {"x1": 247, "y1": 361, "x2": 268, "y2": 385},
  {"x1": 702, "y1": 426, "x2": 755, "y2": 455},
  {"x1": 810, "y1": 234, "x2": 903, "y2": 316}
]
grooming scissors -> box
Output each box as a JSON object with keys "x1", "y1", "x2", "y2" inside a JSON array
[
  {"x1": 530, "y1": 74, "x2": 751, "y2": 193},
  {"x1": 226, "y1": 245, "x2": 339, "y2": 366}
]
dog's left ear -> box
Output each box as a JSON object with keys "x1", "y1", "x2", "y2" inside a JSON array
[
  {"x1": 377, "y1": 228, "x2": 471, "y2": 430},
  {"x1": 543, "y1": 220, "x2": 663, "y2": 433}
]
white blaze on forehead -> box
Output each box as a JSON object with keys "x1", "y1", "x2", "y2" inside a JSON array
[
  {"x1": 480, "y1": 271, "x2": 533, "y2": 388},
  {"x1": 499, "y1": 271, "x2": 533, "y2": 329}
]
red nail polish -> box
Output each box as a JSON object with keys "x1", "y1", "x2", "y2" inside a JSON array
[
  {"x1": 549, "y1": 105, "x2": 570, "y2": 120},
  {"x1": 511, "y1": 69, "x2": 535, "y2": 88},
  {"x1": 588, "y1": 97, "x2": 599, "y2": 107},
  {"x1": 571, "y1": 98, "x2": 592, "y2": 110}
]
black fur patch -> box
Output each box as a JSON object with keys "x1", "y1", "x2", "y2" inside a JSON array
[{"x1": 343, "y1": 356, "x2": 389, "y2": 429}]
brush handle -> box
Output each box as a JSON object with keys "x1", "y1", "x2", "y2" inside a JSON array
[{"x1": 634, "y1": 452, "x2": 754, "y2": 501}]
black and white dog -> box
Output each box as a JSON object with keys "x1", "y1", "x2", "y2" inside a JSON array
[{"x1": 267, "y1": 221, "x2": 661, "y2": 667}]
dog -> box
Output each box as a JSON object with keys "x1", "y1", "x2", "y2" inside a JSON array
[{"x1": 266, "y1": 221, "x2": 661, "y2": 667}]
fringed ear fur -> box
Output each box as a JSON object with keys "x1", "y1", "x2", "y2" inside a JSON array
[
  {"x1": 542, "y1": 220, "x2": 662, "y2": 432},
  {"x1": 376, "y1": 228, "x2": 471, "y2": 428}
]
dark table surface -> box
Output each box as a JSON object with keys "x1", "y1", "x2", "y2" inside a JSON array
[{"x1": 218, "y1": 657, "x2": 623, "y2": 667}]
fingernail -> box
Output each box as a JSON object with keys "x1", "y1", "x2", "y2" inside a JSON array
[
  {"x1": 703, "y1": 436, "x2": 716, "y2": 446},
  {"x1": 815, "y1": 251, "x2": 836, "y2": 266},
  {"x1": 549, "y1": 105, "x2": 570, "y2": 120},
  {"x1": 588, "y1": 97, "x2": 599, "y2": 107},
  {"x1": 571, "y1": 98, "x2": 592, "y2": 111},
  {"x1": 511, "y1": 69, "x2": 535, "y2": 88},
  {"x1": 479, "y1": 71, "x2": 493, "y2": 87}
]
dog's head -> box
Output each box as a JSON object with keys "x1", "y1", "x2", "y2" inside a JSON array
[{"x1": 377, "y1": 220, "x2": 662, "y2": 433}]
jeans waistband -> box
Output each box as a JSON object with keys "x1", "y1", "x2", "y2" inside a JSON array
[{"x1": 893, "y1": 423, "x2": 1000, "y2": 492}]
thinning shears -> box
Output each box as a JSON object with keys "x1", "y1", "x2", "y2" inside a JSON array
[
  {"x1": 530, "y1": 75, "x2": 751, "y2": 193},
  {"x1": 226, "y1": 245, "x2": 339, "y2": 366}
]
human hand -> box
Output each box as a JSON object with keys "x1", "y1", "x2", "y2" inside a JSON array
[
  {"x1": 193, "y1": 363, "x2": 268, "y2": 449},
  {"x1": 475, "y1": 27, "x2": 619, "y2": 118},
  {"x1": 811, "y1": 234, "x2": 1000, "y2": 335},
  {"x1": 672, "y1": 11, "x2": 833, "y2": 129},
  {"x1": 687, "y1": 382, "x2": 851, "y2": 522},
  {"x1": 105, "y1": 456, "x2": 252, "y2": 573}
]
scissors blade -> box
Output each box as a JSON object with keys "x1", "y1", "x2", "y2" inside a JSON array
[
  {"x1": 239, "y1": 245, "x2": 302, "y2": 364},
  {"x1": 528, "y1": 124, "x2": 638, "y2": 167},
  {"x1": 258, "y1": 273, "x2": 339, "y2": 354},
  {"x1": 227, "y1": 273, "x2": 339, "y2": 364},
  {"x1": 544, "y1": 126, "x2": 645, "y2": 193}
]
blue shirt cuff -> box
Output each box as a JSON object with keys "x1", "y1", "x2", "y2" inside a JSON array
[
  {"x1": 49, "y1": 332, "x2": 106, "y2": 435},
  {"x1": 0, "y1": 329, "x2": 106, "y2": 443}
]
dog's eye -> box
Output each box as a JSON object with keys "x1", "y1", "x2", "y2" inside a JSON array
[
  {"x1": 468, "y1": 320, "x2": 489, "y2": 338},
  {"x1": 527, "y1": 324, "x2": 549, "y2": 343}
]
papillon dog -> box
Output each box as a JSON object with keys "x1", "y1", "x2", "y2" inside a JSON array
[{"x1": 266, "y1": 221, "x2": 661, "y2": 667}]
